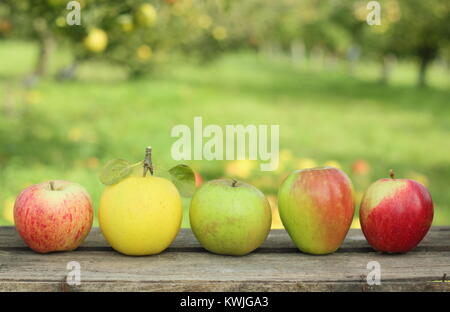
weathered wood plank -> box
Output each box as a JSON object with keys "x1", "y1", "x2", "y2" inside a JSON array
[
  {"x1": 0, "y1": 227, "x2": 449, "y2": 291},
  {"x1": 1, "y1": 249, "x2": 448, "y2": 282},
  {"x1": 0, "y1": 249, "x2": 449, "y2": 291},
  {"x1": 1, "y1": 227, "x2": 449, "y2": 252},
  {"x1": 0, "y1": 281, "x2": 449, "y2": 292}
]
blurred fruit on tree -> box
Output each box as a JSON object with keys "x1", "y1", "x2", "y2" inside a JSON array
[
  {"x1": 136, "y1": 44, "x2": 153, "y2": 61},
  {"x1": 135, "y1": 3, "x2": 157, "y2": 27},
  {"x1": 324, "y1": 160, "x2": 341, "y2": 169},
  {"x1": 407, "y1": 172, "x2": 429, "y2": 187},
  {"x1": 84, "y1": 28, "x2": 108, "y2": 53},
  {"x1": 225, "y1": 159, "x2": 257, "y2": 179},
  {"x1": 0, "y1": 0, "x2": 447, "y2": 83},
  {"x1": 295, "y1": 158, "x2": 317, "y2": 170}
]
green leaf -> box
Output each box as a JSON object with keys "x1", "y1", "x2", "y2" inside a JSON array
[
  {"x1": 99, "y1": 159, "x2": 133, "y2": 185},
  {"x1": 168, "y1": 164, "x2": 196, "y2": 197},
  {"x1": 128, "y1": 161, "x2": 145, "y2": 176}
]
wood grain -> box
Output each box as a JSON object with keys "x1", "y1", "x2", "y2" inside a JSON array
[
  {"x1": 0, "y1": 227, "x2": 449, "y2": 291},
  {"x1": 1, "y1": 227, "x2": 449, "y2": 251}
]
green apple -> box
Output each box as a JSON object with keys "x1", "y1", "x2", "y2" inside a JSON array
[{"x1": 189, "y1": 179, "x2": 272, "y2": 256}]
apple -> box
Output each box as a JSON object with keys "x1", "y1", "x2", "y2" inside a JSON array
[
  {"x1": 2, "y1": 196, "x2": 15, "y2": 224},
  {"x1": 136, "y1": 45, "x2": 152, "y2": 61},
  {"x1": 324, "y1": 160, "x2": 342, "y2": 169},
  {"x1": 225, "y1": 160, "x2": 256, "y2": 179},
  {"x1": 351, "y1": 159, "x2": 370, "y2": 175},
  {"x1": 278, "y1": 167, "x2": 355, "y2": 254},
  {"x1": 135, "y1": 3, "x2": 157, "y2": 27},
  {"x1": 14, "y1": 180, "x2": 93, "y2": 253},
  {"x1": 266, "y1": 195, "x2": 283, "y2": 229},
  {"x1": 99, "y1": 148, "x2": 183, "y2": 256},
  {"x1": 84, "y1": 28, "x2": 108, "y2": 53},
  {"x1": 295, "y1": 158, "x2": 317, "y2": 170},
  {"x1": 189, "y1": 179, "x2": 272, "y2": 256},
  {"x1": 99, "y1": 174, "x2": 183, "y2": 256},
  {"x1": 0, "y1": 19, "x2": 12, "y2": 34},
  {"x1": 194, "y1": 170, "x2": 203, "y2": 187},
  {"x1": 359, "y1": 170, "x2": 433, "y2": 253}
]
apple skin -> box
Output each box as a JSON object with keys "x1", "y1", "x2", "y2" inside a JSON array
[
  {"x1": 14, "y1": 180, "x2": 93, "y2": 253},
  {"x1": 278, "y1": 167, "x2": 355, "y2": 255},
  {"x1": 359, "y1": 177, "x2": 433, "y2": 253},
  {"x1": 189, "y1": 179, "x2": 272, "y2": 256}
]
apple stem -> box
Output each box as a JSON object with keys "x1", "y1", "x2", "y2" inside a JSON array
[
  {"x1": 49, "y1": 181, "x2": 55, "y2": 191},
  {"x1": 231, "y1": 179, "x2": 238, "y2": 187},
  {"x1": 389, "y1": 169, "x2": 395, "y2": 179},
  {"x1": 143, "y1": 146, "x2": 154, "y2": 177}
]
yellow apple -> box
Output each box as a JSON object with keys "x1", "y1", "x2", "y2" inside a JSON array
[
  {"x1": 324, "y1": 160, "x2": 341, "y2": 169},
  {"x1": 212, "y1": 26, "x2": 228, "y2": 41},
  {"x1": 2, "y1": 197, "x2": 15, "y2": 224},
  {"x1": 224, "y1": 159, "x2": 256, "y2": 179},
  {"x1": 135, "y1": 3, "x2": 157, "y2": 27},
  {"x1": 295, "y1": 158, "x2": 317, "y2": 170},
  {"x1": 266, "y1": 195, "x2": 283, "y2": 229},
  {"x1": 99, "y1": 175, "x2": 182, "y2": 256},
  {"x1": 136, "y1": 45, "x2": 152, "y2": 61},
  {"x1": 84, "y1": 28, "x2": 108, "y2": 53}
]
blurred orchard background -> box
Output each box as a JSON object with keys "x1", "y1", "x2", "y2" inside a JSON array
[{"x1": 0, "y1": 0, "x2": 449, "y2": 228}]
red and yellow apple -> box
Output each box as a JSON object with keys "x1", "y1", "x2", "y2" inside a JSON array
[
  {"x1": 359, "y1": 170, "x2": 433, "y2": 253},
  {"x1": 14, "y1": 180, "x2": 93, "y2": 253},
  {"x1": 278, "y1": 167, "x2": 355, "y2": 254}
]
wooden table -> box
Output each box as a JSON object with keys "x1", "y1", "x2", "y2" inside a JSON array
[{"x1": 0, "y1": 226, "x2": 449, "y2": 292}]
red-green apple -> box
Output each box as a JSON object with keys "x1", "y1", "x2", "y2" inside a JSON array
[
  {"x1": 278, "y1": 167, "x2": 355, "y2": 254},
  {"x1": 189, "y1": 179, "x2": 272, "y2": 256},
  {"x1": 359, "y1": 170, "x2": 433, "y2": 253},
  {"x1": 14, "y1": 180, "x2": 93, "y2": 253}
]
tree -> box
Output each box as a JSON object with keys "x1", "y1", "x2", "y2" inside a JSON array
[{"x1": 359, "y1": 0, "x2": 450, "y2": 87}]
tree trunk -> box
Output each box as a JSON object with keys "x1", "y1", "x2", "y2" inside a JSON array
[
  {"x1": 290, "y1": 40, "x2": 305, "y2": 66},
  {"x1": 418, "y1": 56, "x2": 430, "y2": 88},
  {"x1": 56, "y1": 61, "x2": 78, "y2": 81},
  {"x1": 33, "y1": 18, "x2": 54, "y2": 77},
  {"x1": 35, "y1": 35, "x2": 53, "y2": 76},
  {"x1": 380, "y1": 54, "x2": 396, "y2": 84}
]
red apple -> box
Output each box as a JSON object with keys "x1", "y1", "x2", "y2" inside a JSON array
[
  {"x1": 359, "y1": 170, "x2": 433, "y2": 253},
  {"x1": 14, "y1": 180, "x2": 93, "y2": 253}
]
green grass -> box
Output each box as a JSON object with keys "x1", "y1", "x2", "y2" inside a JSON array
[{"x1": 0, "y1": 40, "x2": 449, "y2": 227}]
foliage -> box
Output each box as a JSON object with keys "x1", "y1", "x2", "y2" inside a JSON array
[
  {"x1": 0, "y1": 0, "x2": 448, "y2": 84},
  {"x1": 0, "y1": 42, "x2": 449, "y2": 227}
]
